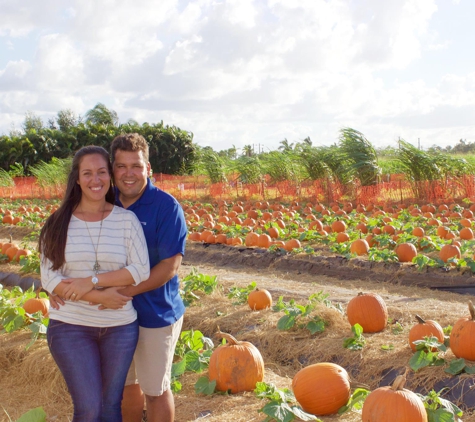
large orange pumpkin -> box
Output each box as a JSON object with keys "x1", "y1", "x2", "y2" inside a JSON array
[
  {"x1": 408, "y1": 315, "x2": 445, "y2": 352},
  {"x1": 450, "y1": 300, "x2": 475, "y2": 361},
  {"x1": 248, "y1": 288, "x2": 272, "y2": 310},
  {"x1": 396, "y1": 243, "x2": 417, "y2": 263},
  {"x1": 347, "y1": 292, "x2": 388, "y2": 333},
  {"x1": 22, "y1": 298, "x2": 50, "y2": 316},
  {"x1": 292, "y1": 362, "x2": 351, "y2": 416},
  {"x1": 362, "y1": 373, "x2": 427, "y2": 421},
  {"x1": 208, "y1": 330, "x2": 264, "y2": 393}
]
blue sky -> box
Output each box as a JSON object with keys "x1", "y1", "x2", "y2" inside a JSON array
[{"x1": 0, "y1": 0, "x2": 474, "y2": 153}]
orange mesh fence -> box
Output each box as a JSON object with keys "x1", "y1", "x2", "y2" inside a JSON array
[{"x1": 3, "y1": 174, "x2": 475, "y2": 206}]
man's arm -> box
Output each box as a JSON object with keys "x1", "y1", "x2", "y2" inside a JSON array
[{"x1": 119, "y1": 253, "x2": 183, "y2": 297}]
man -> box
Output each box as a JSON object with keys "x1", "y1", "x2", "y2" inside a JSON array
[{"x1": 110, "y1": 133, "x2": 187, "y2": 422}]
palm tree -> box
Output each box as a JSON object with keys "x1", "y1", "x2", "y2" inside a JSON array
[
  {"x1": 85, "y1": 103, "x2": 119, "y2": 126},
  {"x1": 242, "y1": 145, "x2": 253, "y2": 157},
  {"x1": 278, "y1": 138, "x2": 294, "y2": 153}
]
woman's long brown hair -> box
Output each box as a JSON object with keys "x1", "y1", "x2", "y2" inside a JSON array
[{"x1": 38, "y1": 146, "x2": 115, "y2": 271}]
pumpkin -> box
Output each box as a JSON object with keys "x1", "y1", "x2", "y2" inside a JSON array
[
  {"x1": 459, "y1": 227, "x2": 474, "y2": 240},
  {"x1": 208, "y1": 330, "x2": 264, "y2": 393},
  {"x1": 248, "y1": 288, "x2": 272, "y2": 310},
  {"x1": 412, "y1": 227, "x2": 425, "y2": 237},
  {"x1": 215, "y1": 233, "x2": 228, "y2": 244},
  {"x1": 450, "y1": 300, "x2": 475, "y2": 361},
  {"x1": 408, "y1": 315, "x2": 445, "y2": 352},
  {"x1": 245, "y1": 232, "x2": 259, "y2": 247},
  {"x1": 2, "y1": 214, "x2": 13, "y2": 224},
  {"x1": 257, "y1": 234, "x2": 272, "y2": 249},
  {"x1": 335, "y1": 232, "x2": 350, "y2": 243},
  {"x1": 362, "y1": 372, "x2": 427, "y2": 421},
  {"x1": 350, "y1": 239, "x2": 369, "y2": 256},
  {"x1": 331, "y1": 220, "x2": 346, "y2": 233},
  {"x1": 199, "y1": 230, "x2": 213, "y2": 242},
  {"x1": 292, "y1": 362, "x2": 351, "y2": 415},
  {"x1": 439, "y1": 244, "x2": 461, "y2": 263},
  {"x1": 188, "y1": 232, "x2": 201, "y2": 241},
  {"x1": 284, "y1": 239, "x2": 301, "y2": 251},
  {"x1": 5, "y1": 245, "x2": 19, "y2": 262},
  {"x1": 267, "y1": 227, "x2": 279, "y2": 239},
  {"x1": 396, "y1": 243, "x2": 418, "y2": 263},
  {"x1": 347, "y1": 292, "x2": 388, "y2": 333},
  {"x1": 23, "y1": 298, "x2": 50, "y2": 316},
  {"x1": 1, "y1": 242, "x2": 15, "y2": 255}
]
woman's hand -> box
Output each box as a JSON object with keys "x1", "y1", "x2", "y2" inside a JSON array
[
  {"x1": 93, "y1": 287, "x2": 133, "y2": 310},
  {"x1": 61, "y1": 277, "x2": 94, "y2": 301}
]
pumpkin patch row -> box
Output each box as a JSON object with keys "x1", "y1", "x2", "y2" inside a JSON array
[{"x1": 183, "y1": 199, "x2": 475, "y2": 270}]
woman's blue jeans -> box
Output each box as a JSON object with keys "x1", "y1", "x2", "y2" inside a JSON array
[{"x1": 47, "y1": 319, "x2": 139, "y2": 422}]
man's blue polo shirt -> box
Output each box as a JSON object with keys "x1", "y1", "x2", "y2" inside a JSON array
[{"x1": 115, "y1": 178, "x2": 187, "y2": 328}]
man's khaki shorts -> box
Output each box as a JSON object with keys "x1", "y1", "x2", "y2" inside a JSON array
[{"x1": 125, "y1": 316, "x2": 183, "y2": 396}]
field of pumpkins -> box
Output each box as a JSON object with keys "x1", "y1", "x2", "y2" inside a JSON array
[
  {"x1": 184, "y1": 199, "x2": 475, "y2": 273},
  {"x1": 2, "y1": 197, "x2": 475, "y2": 421}
]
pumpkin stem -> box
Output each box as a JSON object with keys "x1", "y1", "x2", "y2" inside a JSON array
[
  {"x1": 469, "y1": 300, "x2": 475, "y2": 321},
  {"x1": 415, "y1": 314, "x2": 426, "y2": 324},
  {"x1": 391, "y1": 368, "x2": 409, "y2": 391},
  {"x1": 350, "y1": 381, "x2": 370, "y2": 390},
  {"x1": 215, "y1": 328, "x2": 239, "y2": 346}
]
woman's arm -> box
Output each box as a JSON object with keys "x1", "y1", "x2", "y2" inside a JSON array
[{"x1": 58, "y1": 268, "x2": 137, "y2": 301}]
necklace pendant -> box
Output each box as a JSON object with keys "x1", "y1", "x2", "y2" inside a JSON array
[{"x1": 93, "y1": 261, "x2": 101, "y2": 273}]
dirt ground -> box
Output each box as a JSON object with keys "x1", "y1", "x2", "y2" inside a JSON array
[{"x1": 1, "y1": 229, "x2": 475, "y2": 421}]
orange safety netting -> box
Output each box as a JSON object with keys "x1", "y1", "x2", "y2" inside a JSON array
[{"x1": 2, "y1": 174, "x2": 475, "y2": 206}]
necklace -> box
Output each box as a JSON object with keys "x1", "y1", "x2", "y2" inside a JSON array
[{"x1": 81, "y1": 206, "x2": 106, "y2": 274}]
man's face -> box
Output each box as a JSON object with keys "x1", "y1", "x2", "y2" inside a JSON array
[{"x1": 113, "y1": 149, "x2": 150, "y2": 207}]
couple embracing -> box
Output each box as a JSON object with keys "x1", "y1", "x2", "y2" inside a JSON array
[{"x1": 39, "y1": 133, "x2": 186, "y2": 422}]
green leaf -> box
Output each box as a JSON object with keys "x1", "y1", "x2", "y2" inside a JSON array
[
  {"x1": 464, "y1": 365, "x2": 475, "y2": 374},
  {"x1": 16, "y1": 407, "x2": 47, "y2": 422},
  {"x1": 277, "y1": 314, "x2": 296, "y2": 331},
  {"x1": 339, "y1": 388, "x2": 370, "y2": 414},
  {"x1": 352, "y1": 323, "x2": 364, "y2": 337},
  {"x1": 259, "y1": 401, "x2": 296, "y2": 422},
  {"x1": 445, "y1": 358, "x2": 467, "y2": 375},
  {"x1": 306, "y1": 319, "x2": 325, "y2": 334},
  {"x1": 171, "y1": 359, "x2": 187, "y2": 378},
  {"x1": 288, "y1": 405, "x2": 319, "y2": 421},
  {"x1": 426, "y1": 407, "x2": 460, "y2": 422},
  {"x1": 194, "y1": 376, "x2": 216, "y2": 395},
  {"x1": 410, "y1": 350, "x2": 433, "y2": 372}
]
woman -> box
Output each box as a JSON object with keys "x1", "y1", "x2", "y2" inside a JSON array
[{"x1": 39, "y1": 145, "x2": 150, "y2": 422}]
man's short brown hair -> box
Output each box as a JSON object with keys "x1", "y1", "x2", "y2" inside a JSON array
[{"x1": 110, "y1": 133, "x2": 149, "y2": 163}]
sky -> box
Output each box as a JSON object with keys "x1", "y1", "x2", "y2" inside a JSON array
[{"x1": 1, "y1": 0, "x2": 474, "y2": 153}]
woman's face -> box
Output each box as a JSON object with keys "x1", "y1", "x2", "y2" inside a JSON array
[{"x1": 76, "y1": 153, "x2": 111, "y2": 203}]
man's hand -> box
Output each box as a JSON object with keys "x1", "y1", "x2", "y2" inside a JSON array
[
  {"x1": 48, "y1": 293, "x2": 65, "y2": 310},
  {"x1": 93, "y1": 287, "x2": 133, "y2": 310}
]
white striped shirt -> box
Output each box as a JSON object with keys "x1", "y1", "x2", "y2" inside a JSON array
[{"x1": 41, "y1": 206, "x2": 150, "y2": 327}]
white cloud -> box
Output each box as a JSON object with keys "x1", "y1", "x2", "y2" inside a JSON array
[{"x1": 0, "y1": 0, "x2": 473, "y2": 151}]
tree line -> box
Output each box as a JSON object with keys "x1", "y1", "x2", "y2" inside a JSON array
[{"x1": 0, "y1": 104, "x2": 196, "y2": 175}]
